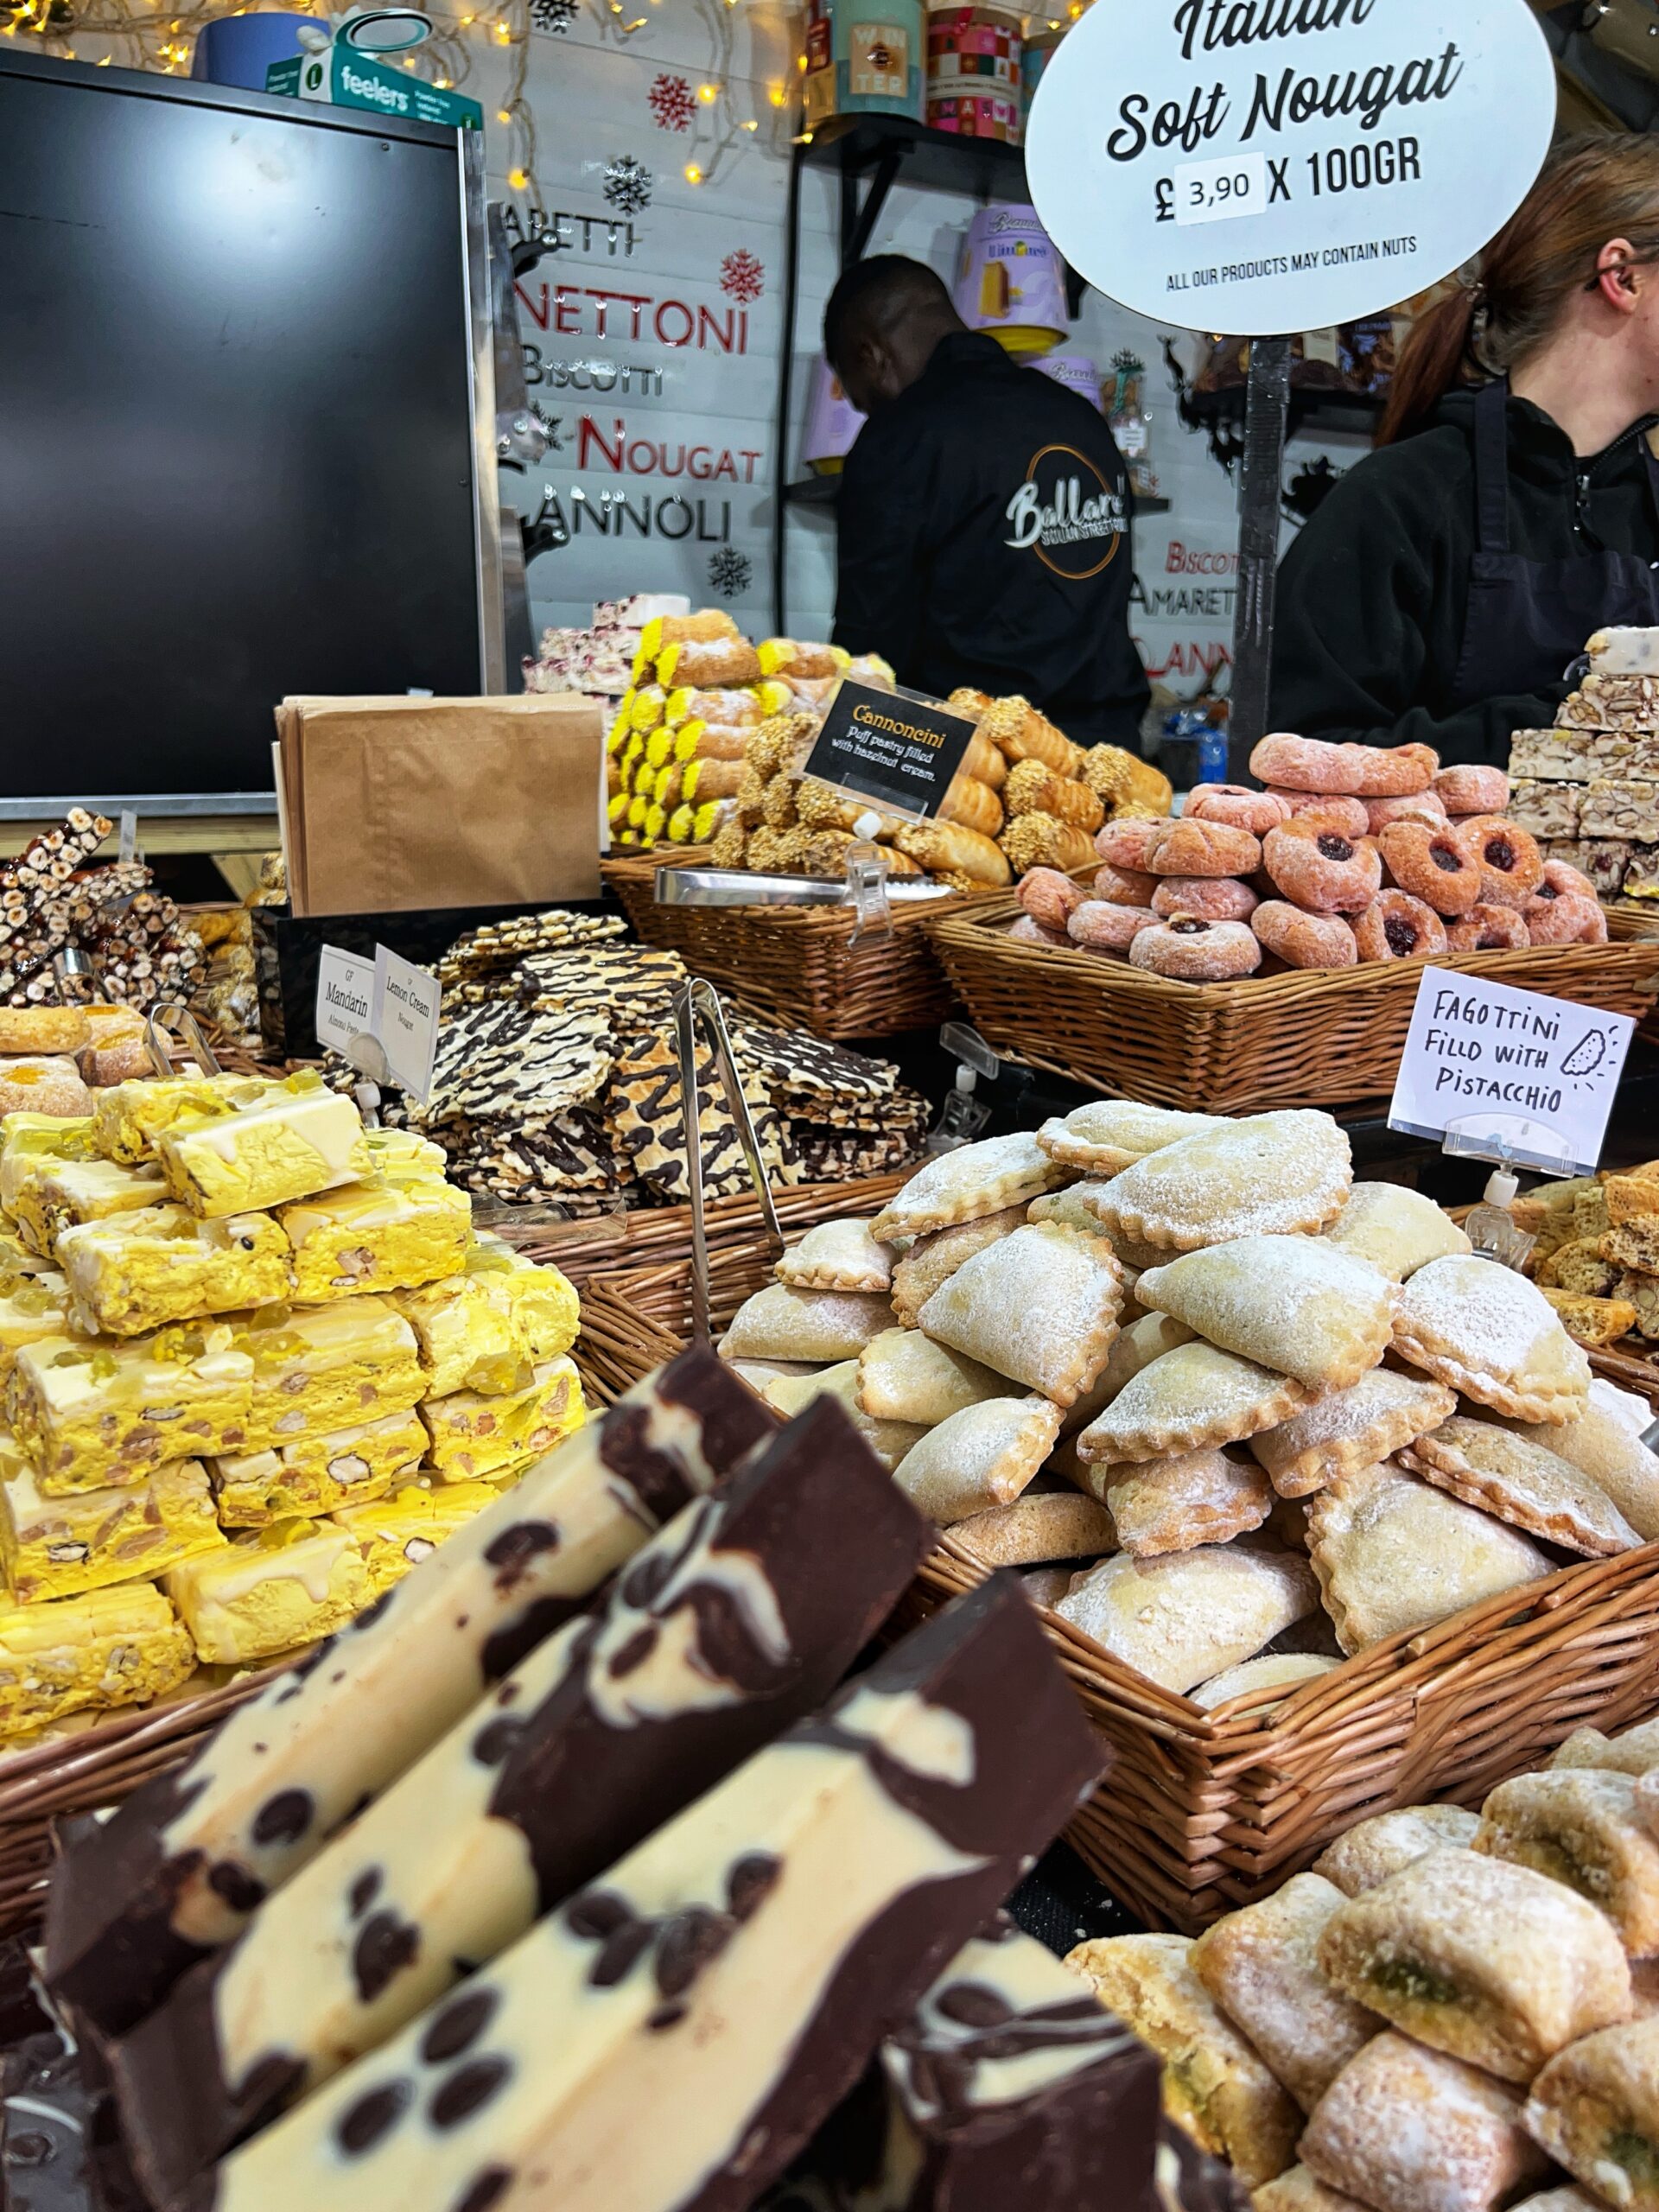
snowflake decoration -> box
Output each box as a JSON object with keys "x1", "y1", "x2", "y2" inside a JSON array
[
  {"x1": 648, "y1": 73, "x2": 695, "y2": 130},
  {"x1": 720, "y1": 248, "x2": 765, "y2": 304},
  {"x1": 603, "y1": 155, "x2": 652, "y2": 217},
  {"x1": 707, "y1": 547, "x2": 753, "y2": 601},
  {"x1": 530, "y1": 0, "x2": 578, "y2": 29}
]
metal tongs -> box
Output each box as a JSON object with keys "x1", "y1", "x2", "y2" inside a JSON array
[
  {"x1": 674, "y1": 977, "x2": 784, "y2": 1344},
  {"x1": 144, "y1": 1001, "x2": 222, "y2": 1078}
]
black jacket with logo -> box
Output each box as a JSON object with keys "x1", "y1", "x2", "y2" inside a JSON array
[
  {"x1": 831, "y1": 332, "x2": 1150, "y2": 745},
  {"x1": 1270, "y1": 391, "x2": 1659, "y2": 768}
]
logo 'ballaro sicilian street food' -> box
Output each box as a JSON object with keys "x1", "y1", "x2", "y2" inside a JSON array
[{"x1": 1003, "y1": 445, "x2": 1128, "y2": 580}]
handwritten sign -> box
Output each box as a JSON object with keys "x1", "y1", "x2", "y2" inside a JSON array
[
  {"x1": 313, "y1": 945, "x2": 378, "y2": 1059},
  {"x1": 373, "y1": 945, "x2": 442, "y2": 1104},
  {"x1": 1389, "y1": 967, "x2": 1635, "y2": 1178},
  {"x1": 800, "y1": 681, "x2": 976, "y2": 823},
  {"x1": 1025, "y1": 0, "x2": 1555, "y2": 334}
]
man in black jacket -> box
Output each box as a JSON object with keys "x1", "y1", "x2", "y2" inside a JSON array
[
  {"x1": 825, "y1": 256, "x2": 1149, "y2": 747},
  {"x1": 1271, "y1": 390, "x2": 1659, "y2": 767}
]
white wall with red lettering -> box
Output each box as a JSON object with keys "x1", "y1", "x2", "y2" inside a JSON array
[{"x1": 493, "y1": 0, "x2": 1358, "y2": 706}]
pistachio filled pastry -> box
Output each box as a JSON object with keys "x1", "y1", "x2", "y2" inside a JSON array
[
  {"x1": 1478, "y1": 1769, "x2": 1659, "y2": 1958},
  {"x1": 1526, "y1": 2018, "x2": 1659, "y2": 2211},
  {"x1": 1317, "y1": 1847, "x2": 1631, "y2": 2082}
]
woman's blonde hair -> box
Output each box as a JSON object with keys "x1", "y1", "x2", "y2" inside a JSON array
[{"x1": 1379, "y1": 134, "x2": 1659, "y2": 446}]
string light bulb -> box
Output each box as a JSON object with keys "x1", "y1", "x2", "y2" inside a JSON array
[
  {"x1": 497, "y1": 105, "x2": 509, "y2": 119},
  {"x1": 684, "y1": 161, "x2": 702, "y2": 182},
  {"x1": 508, "y1": 164, "x2": 528, "y2": 188},
  {"x1": 696, "y1": 79, "x2": 716, "y2": 99},
  {"x1": 767, "y1": 82, "x2": 785, "y2": 104}
]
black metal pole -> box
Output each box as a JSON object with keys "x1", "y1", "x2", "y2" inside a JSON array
[{"x1": 1229, "y1": 334, "x2": 1292, "y2": 760}]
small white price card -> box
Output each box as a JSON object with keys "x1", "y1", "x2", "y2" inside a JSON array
[
  {"x1": 373, "y1": 945, "x2": 442, "y2": 1104},
  {"x1": 314, "y1": 945, "x2": 378, "y2": 1059},
  {"x1": 1173, "y1": 151, "x2": 1267, "y2": 226},
  {"x1": 1389, "y1": 966, "x2": 1635, "y2": 1177}
]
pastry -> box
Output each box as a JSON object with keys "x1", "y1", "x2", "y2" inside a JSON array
[
  {"x1": 1152, "y1": 875, "x2": 1260, "y2": 922},
  {"x1": 277, "y1": 1177, "x2": 472, "y2": 1304},
  {"x1": 156, "y1": 1078, "x2": 372, "y2": 1218},
  {"x1": 1086, "y1": 1111, "x2": 1352, "y2": 1252},
  {"x1": 0, "y1": 1452, "x2": 224, "y2": 1604},
  {"x1": 918, "y1": 1222, "x2": 1124, "y2": 1408},
  {"x1": 1321, "y1": 1185, "x2": 1471, "y2": 1282},
  {"x1": 1446, "y1": 902, "x2": 1531, "y2": 950},
  {"x1": 1376, "y1": 821, "x2": 1485, "y2": 916},
  {"x1": 1185, "y1": 785, "x2": 1292, "y2": 836},
  {"x1": 774, "y1": 1218, "x2": 893, "y2": 1294},
  {"x1": 1098, "y1": 1446, "x2": 1274, "y2": 1557},
  {"x1": 10, "y1": 1325, "x2": 255, "y2": 1492},
  {"x1": 0, "y1": 1007, "x2": 89, "y2": 1056},
  {"x1": 0, "y1": 1058, "x2": 94, "y2": 1121},
  {"x1": 55, "y1": 1206, "x2": 291, "y2": 1338},
  {"x1": 1353, "y1": 891, "x2": 1447, "y2": 961},
  {"x1": 855, "y1": 1328, "x2": 1006, "y2": 1425},
  {"x1": 1527, "y1": 2018, "x2": 1659, "y2": 2212},
  {"x1": 1400, "y1": 1414, "x2": 1638, "y2": 1555},
  {"x1": 1252, "y1": 734, "x2": 1436, "y2": 798},
  {"x1": 1252, "y1": 2169, "x2": 1370, "y2": 2211},
  {"x1": 419, "y1": 1356, "x2": 585, "y2": 1481},
  {"x1": 1130, "y1": 916, "x2": 1262, "y2": 980},
  {"x1": 1062, "y1": 1309, "x2": 1197, "y2": 1437},
  {"x1": 1141, "y1": 818, "x2": 1264, "y2": 879},
  {"x1": 722, "y1": 1283, "x2": 894, "y2": 1365},
  {"x1": 1027, "y1": 1183, "x2": 1118, "y2": 1240},
  {"x1": 1035, "y1": 1096, "x2": 1206, "y2": 1179},
  {"x1": 1063, "y1": 1932, "x2": 1300, "y2": 2187},
  {"x1": 208, "y1": 1409, "x2": 429, "y2": 1525},
  {"x1": 1055, "y1": 1543, "x2": 1319, "y2": 1694},
  {"x1": 41, "y1": 1347, "x2": 779, "y2": 2038},
  {"x1": 107, "y1": 1402, "x2": 935, "y2": 2200},
  {"x1": 1192, "y1": 1653, "x2": 1340, "y2": 1713},
  {"x1": 1251, "y1": 1371, "x2": 1456, "y2": 1499},
  {"x1": 1493, "y1": 1400, "x2": 1659, "y2": 1541},
  {"x1": 1190, "y1": 1872, "x2": 1378, "y2": 2113},
  {"x1": 1478, "y1": 1769, "x2": 1659, "y2": 1956},
  {"x1": 1077, "y1": 1341, "x2": 1309, "y2": 1465},
  {"x1": 1300, "y1": 2032, "x2": 1548, "y2": 2212},
  {"x1": 0, "y1": 1581, "x2": 194, "y2": 1738},
  {"x1": 1251, "y1": 902, "x2": 1360, "y2": 969},
  {"x1": 1556, "y1": 1716, "x2": 1659, "y2": 1777},
  {"x1": 1365, "y1": 790, "x2": 1449, "y2": 832},
  {"x1": 1264, "y1": 822, "x2": 1383, "y2": 915},
  {"x1": 1393, "y1": 1255, "x2": 1591, "y2": 1423},
  {"x1": 1018, "y1": 865, "x2": 1090, "y2": 933},
  {"x1": 889, "y1": 1205, "x2": 1027, "y2": 1326},
  {"x1": 891, "y1": 1395, "x2": 1062, "y2": 1523},
  {"x1": 1005, "y1": 757, "x2": 1104, "y2": 832},
  {"x1": 1092, "y1": 861, "x2": 1158, "y2": 905},
  {"x1": 1136, "y1": 1236, "x2": 1395, "y2": 1393},
  {"x1": 1436, "y1": 763, "x2": 1511, "y2": 814},
  {"x1": 1534, "y1": 1289, "x2": 1632, "y2": 1346},
  {"x1": 177, "y1": 1579, "x2": 1102, "y2": 2212},
  {"x1": 1096, "y1": 817, "x2": 1164, "y2": 870},
  {"x1": 759, "y1": 1362, "x2": 925, "y2": 1471},
  {"x1": 1457, "y1": 816, "x2": 1545, "y2": 907},
  {"x1": 1313, "y1": 1804, "x2": 1483, "y2": 1896},
  {"x1": 1270, "y1": 792, "x2": 1372, "y2": 836},
  {"x1": 870, "y1": 1133, "x2": 1067, "y2": 1242},
  {"x1": 1317, "y1": 1847, "x2": 1630, "y2": 2080},
  {"x1": 1306, "y1": 1459, "x2": 1552, "y2": 1654},
  {"x1": 238, "y1": 1298, "x2": 424, "y2": 1448},
  {"x1": 951, "y1": 1489, "x2": 1116, "y2": 1567}
]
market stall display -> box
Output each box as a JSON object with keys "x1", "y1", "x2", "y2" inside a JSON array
[
  {"x1": 1065, "y1": 1704, "x2": 1659, "y2": 2209},
  {"x1": 0, "y1": 1070, "x2": 585, "y2": 1745},
  {"x1": 1511, "y1": 626, "x2": 1659, "y2": 905},
  {"x1": 0, "y1": 811, "x2": 207, "y2": 1015}
]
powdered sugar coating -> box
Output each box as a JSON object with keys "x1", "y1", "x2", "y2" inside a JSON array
[
  {"x1": 1087, "y1": 1110, "x2": 1352, "y2": 1253},
  {"x1": 918, "y1": 1222, "x2": 1125, "y2": 1410},
  {"x1": 1192, "y1": 1653, "x2": 1339, "y2": 1713},
  {"x1": 1055, "y1": 1543, "x2": 1319, "y2": 1695},
  {"x1": 870, "y1": 1131, "x2": 1069, "y2": 1241},
  {"x1": 1101, "y1": 1446, "x2": 1274, "y2": 1557},
  {"x1": 1076, "y1": 1340, "x2": 1311, "y2": 1465},
  {"x1": 1317, "y1": 1850, "x2": 1632, "y2": 2082},
  {"x1": 774, "y1": 1217, "x2": 893, "y2": 1294},
  {"x1": 1136, "y1": 1235, "x2": 1396, "y2": 1392},
  {"x1": 1035, "y1": 1099, "x2": 1221, "y2": 1175},
  {"x1": 891, "y1": 1395, "x2": 1061, "y2": 1524},
  {"x1": 889, "y1": 1205, "x2": 1027, "y2": 1328},
  {"x1": 1313, "y1": 1805, "x2": 1482, "y2": 1897},
  {"x1": 1526, "y1": 2017, "x2": 1659, "y2": 2208},
  {"x1": 1401, "y1": 1415, "x2": 1640, "y2": 1557},
  {"x1": 1300, "y1": 2031, "x2": 1548, "y2": 2212},
  {"x1": 1251, "y1": 1370, "x2": 1457, "y2": 1498},
  {"x1": 1477, "y1": 1768, "x2": 1659, "y2": 1956},
  {"x1": 722, "y1": 1282, "x2": 894, "y2": 1363},
  {"x1": 1394, "y1": 1257, "x2": 1592, "y2": 1423},
  {"x1": 1321, "y1": 1184, "x2": 1472, "y2": 1281}
]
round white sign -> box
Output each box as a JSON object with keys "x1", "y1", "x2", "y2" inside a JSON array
[{"x1": 1026, "y1": 0, "x2": 1557, "y2": 336}]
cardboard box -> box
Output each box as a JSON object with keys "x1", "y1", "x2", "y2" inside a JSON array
[{"x1": 266, "y1": 48, "x2": 483, "y2": 130}]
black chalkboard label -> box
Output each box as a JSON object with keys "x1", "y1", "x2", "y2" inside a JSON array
[{"x1": 800, "y1": 682, "x2": 977, "y2": 821}]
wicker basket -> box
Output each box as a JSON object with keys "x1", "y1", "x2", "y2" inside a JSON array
[
  {"x1": 594, "y1": 1243, "x2": 1659, "y2": 1933},
  {"x1": 926, "y1": 898, "x2": 1659, "y2": 1114},
  {"x1": 602, "y1": 852, "x2": 985, "y2": 1039},
  {"x1": 0, "y1": 1319, "x2": 635, "y2": 1941}
]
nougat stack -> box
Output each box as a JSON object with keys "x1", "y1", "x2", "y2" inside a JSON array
[
  {"x1": 1511, "y1": 624, "x2": 1659, "y2": 903},
  {"x1": 0, "y1": 1065, "x2": 588, "y2": 1737}
]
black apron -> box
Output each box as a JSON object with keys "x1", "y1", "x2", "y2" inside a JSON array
[{"x1": 1449, "y1": 378, "x2": 1659, "y2": 711}]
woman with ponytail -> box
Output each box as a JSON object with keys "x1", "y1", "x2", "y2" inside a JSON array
[{"x1": 1270, "y1": 136, "x2": 1659, "y2": 766}]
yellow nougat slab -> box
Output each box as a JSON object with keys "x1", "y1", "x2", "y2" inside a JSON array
[
  {"x1": 466, "y1": 1232, "x2": 581, "y2": 1360},
  {"x1": 209, "y1": 1410, "x2": 428, "y2": 1527},
  {"x1": 56, "y1": 1207, "x2": 291, "y2": 1338},
  {"x1": 0, "y1": 1581, "x2": 194, "y2": 1736},
  {"x1": 9, "y1": 1326, "x2": 255, "y2": 1493},
  {"x1": 91, "y1": 1077, "x2": 252, "y2": 1166},
  {"x1": 363, "y1": 1128, "x2": 449, "y2": 1185},
  {"x1": 0, "y1": 1115, "x2": 95, "y2": 1224},
  {"x1": 12, "y1": 1155, "x2": 168, "y2": 1259},
  {"x1": 278, "y1": 1177, "x2": 470, "y2": 1304},
  {"x1": 158, "y1": 1081, "x2": 372, "y2": 1218},
  {"x1": 418, "y1": 1353, "x2": 585, "y2": 1479},
  {"x1": 0, "y1": 1271, "x2": 72, "y2": 1386},
  {"x1": 391, "y1": 1274, "x2": 528, "y2": 1401},
  {"x1": 234, "y1": 1299, "x2": 424, "y2": 1450},
  {"x1": 332, "y1": 1480, "x2": 497, "y2": 1592},
  {"x1": 0, "y1": 1448, "x2": 225, "y2": 1604},
  {"x1": 166, "y1": 1518, "x2": 376, "y2": 1664}
]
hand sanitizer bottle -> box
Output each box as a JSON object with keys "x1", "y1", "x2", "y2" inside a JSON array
[{"x1": 1465, "y1": 1166, "x2": 1535, "y2": 1271}]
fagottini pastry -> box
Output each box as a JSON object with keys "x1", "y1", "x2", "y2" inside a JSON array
[
  {"x1": 1313, "y1": 1803, "x2": 1483, "y2": 1897},
  {"x1": 1055, "y1": 1543, "x2": 1319, "y2": 1694}
]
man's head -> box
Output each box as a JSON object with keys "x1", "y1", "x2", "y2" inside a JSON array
[{"x1": 823, "y1": 255, "x2": 966, "y2": 416}]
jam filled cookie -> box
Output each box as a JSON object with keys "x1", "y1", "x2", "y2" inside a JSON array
[
  {"x1": 1070, "y1": 899, "x2": 1160, "y2": 952},
  {"x1": 1446, "y1": 903, "x2": 1531, "y2": 951},
  {"x1": 1537, "y1": 855, "x2": 1600, "y2": 904},
  {"x1": 1458, "y1": 815, "x2": 1545, "y2": 906},
  {"x1": 1093, "y1": 862, "x2": 1157, "y2": 906},
  {"x1": 1434, "y1": 762, "x2": 1510, "y2": 816},
  {"x1": 1151, "y1": 875, "x2": 1259, "y2": 921},
  {"x1": 1377, "y1": 821, "x2": 1484, "y2": 917},
  {"x1": 1096, "y1": 817, "x2": 1164, "y2": 871},
  {"x1": 1185, "y1": 784, "x2": 1292, "y2": 836},
  {"x1": 1262, "y1": 821, "x2": 1382, "y2": 914},
  {"x1": 1129, "y1": 916, "x2": 1262, "y2": 980},
  {"x1": 1016, "y1": 866, "x2": 1086, "y2": 932},
  {"x1": 1526, "y1": 877, "x2": 1607, "y2": 945},
  {"x1": 1141, "y1": 817, "x2": 1263, "y2": 879},
  {"x1": 1251, "y1": 901, "x2": 1359, "y2": 969},
  {"x1": 1353, "y1": 891, "x2": 1448, "y2": 961},
  {"x1": 1251, "y1": 733, "x2": 1437, "y2": 797},
  {"x1": 1269, "y1": 791, "x2": 1372, "y2": 837},
  {"x1": 1364, "y1": 790, "x2": 1448, "y2": 835}
]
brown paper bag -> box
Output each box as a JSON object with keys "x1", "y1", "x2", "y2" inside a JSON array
[{"x1": 278, "y1": 695, "x2": 602, "y2": 917}]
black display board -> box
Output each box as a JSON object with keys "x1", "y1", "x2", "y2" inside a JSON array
[{"x1": 0, "y1": 54, "x2": 490, "y2": 804}]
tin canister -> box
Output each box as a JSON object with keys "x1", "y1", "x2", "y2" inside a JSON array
[
  {"x1": 952, "y1": 201, "x2": 1067, "y2": 354},
  {"x1": 801, "y1": 355, "x2": 868, "y2": 473},
  {"x1": 804, "y1": 0, "x2": 925, "y2": 128}
]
